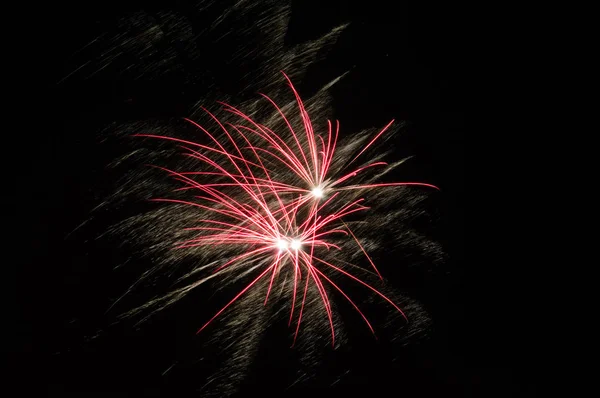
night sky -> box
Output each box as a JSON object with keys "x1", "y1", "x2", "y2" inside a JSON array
[{"x1": 8, "y1": 1, "x2": 535, "y2": 396}]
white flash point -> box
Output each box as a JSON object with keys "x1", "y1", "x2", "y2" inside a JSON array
[
  {"x1": 276, "y1": 239, "x2": 289, "y2": 251},
  {"x1": 290, "y1": 239, "x2": 302, "y2": 251},
  {"x1": 311, "y1": 187, "x2": 324, "y2": 198}
]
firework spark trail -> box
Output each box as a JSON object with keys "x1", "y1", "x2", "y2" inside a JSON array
[{"x1": 134, "y1": 72, "x2": 438, "y2": 345}]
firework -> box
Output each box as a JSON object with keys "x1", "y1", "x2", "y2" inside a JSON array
[{"x1": 131, "y1": 72, "x2": 438, "y2": 346}]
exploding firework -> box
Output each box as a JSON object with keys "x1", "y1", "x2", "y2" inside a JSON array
[{"x1": 128, "y1": 72, "x2": 439, "y2": 346}]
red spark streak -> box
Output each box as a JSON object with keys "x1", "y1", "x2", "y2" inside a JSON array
[{"x1": 136, "y1": 72, "x2": 438, "y2": 345}]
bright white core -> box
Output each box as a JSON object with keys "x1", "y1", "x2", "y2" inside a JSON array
[
  {"x1": 290, "y1": 239, "x2": 302, "y2": 250},
  {"x1": 311, "y1": 187, "x2": 324, "y2": 198}
]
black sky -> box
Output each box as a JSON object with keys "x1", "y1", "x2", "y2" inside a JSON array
[{"x1": 7, "y1": 1, "x2": 536, "y2": 396}]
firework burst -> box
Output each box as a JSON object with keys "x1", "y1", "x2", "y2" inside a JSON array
[{"x1": 128, "y1": 72, "x2": 438, "y2": 346}]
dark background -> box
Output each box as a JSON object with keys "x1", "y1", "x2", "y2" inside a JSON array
[{"x1": 7, "y1": 1, "x2": 536, "y2": 396}]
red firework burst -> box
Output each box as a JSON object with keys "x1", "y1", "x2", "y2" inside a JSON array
[{"x1": 135, "y1": 72, "x2": 438, "y2": 346}]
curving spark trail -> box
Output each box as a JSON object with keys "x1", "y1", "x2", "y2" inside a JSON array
[{"x1": 134, "y1": 72, "x2": 439, "y2": 346}]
